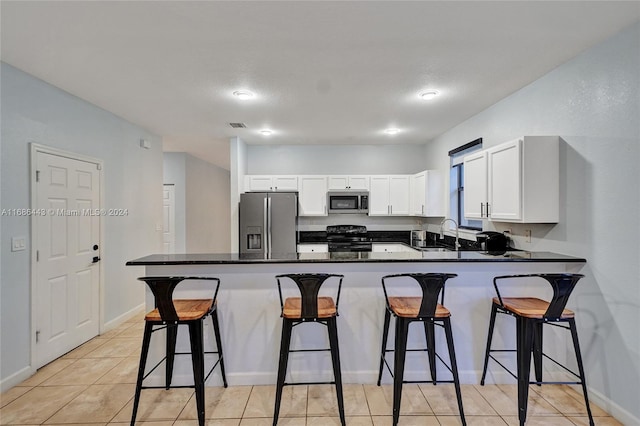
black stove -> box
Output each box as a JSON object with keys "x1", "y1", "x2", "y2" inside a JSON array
[{"x1": 326, "y1": 225, "x2": 372, "y2": 252}]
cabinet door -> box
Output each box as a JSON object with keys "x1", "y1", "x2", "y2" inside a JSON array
[
  {"x1": 327, "y1": 176, "x2": 349, "y2": 190},
  {"x1": 488, "y1": 139, "x2": 522, "y2": 221},
  {"x1": 297, "y1": 244, "x2": 328, "y2": 253},
  {"x1": 246, "y1": 176, "x2": 273, "y2": 192},
  {"x1": 389, "y1": 175, "x2": 410, "y2": 215},
  {"x1": 348, "y1": 176, "x2": 370, "y2": 190},
  {"x1": 273, "y1": 176, "x2": 298, "y2": 191},
  {"x1": 369, "y1": 176, "x2": 390, "y2": 215},
  {"x1": 298, "y1": 176, "x2": 328, "y2": 216},
  {"x1": 412, "y1": 172, "x2": 427, "y2": 216},
  {"x1": 463, "y1": 151, "x2": 487, "y2": 219}
]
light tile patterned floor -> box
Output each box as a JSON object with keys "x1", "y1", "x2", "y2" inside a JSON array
[{"x1": 0, "y1": 312, "x2": 621, "y2": 425}]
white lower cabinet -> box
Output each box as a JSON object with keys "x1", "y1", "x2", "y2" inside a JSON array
[
  {"x1": 372, "y1": 243, "x2": 417, "y2": 253},
  {"x1": 297, "y1": 244, "x2": 328, "y2": 253}
]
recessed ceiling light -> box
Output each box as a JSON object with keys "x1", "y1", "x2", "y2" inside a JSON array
[
  {"x1": 233, "y1": 90, "x2": 254, "y2": 100},
  {"x1": 384, "y1": 128, "x2": 400, "y2": 135},
  {"x1": 419, "y1": 90, "x2": 439, "y2": 100},
  {"x1": 260, "y1": 129, "x2": 273, "y2": 136}
]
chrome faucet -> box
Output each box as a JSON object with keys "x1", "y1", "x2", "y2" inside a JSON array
[{"x1": 439, "y1": 218, "x2": 460, "y2": 250}]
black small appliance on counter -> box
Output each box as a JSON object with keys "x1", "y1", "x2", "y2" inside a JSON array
[{"x1": 475, "y1": 231, "x2": 510, "y2": 252}]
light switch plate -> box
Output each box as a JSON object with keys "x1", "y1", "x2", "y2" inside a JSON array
[{"x1": 12, "y1": 236, "x2": 26, "y2": 252}]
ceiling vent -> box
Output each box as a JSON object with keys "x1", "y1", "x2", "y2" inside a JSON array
[{"x1": 229, "y1": 122, "x2": 247, "y2": 128}]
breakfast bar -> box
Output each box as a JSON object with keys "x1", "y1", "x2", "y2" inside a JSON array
[{"x1": 126, "y1": 250, "x2": 585, "y2": 388}]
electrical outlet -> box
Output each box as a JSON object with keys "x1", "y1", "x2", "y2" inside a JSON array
[
  {"x1": 525, "y1": 230, "x2": 532, "y2": 243},
  {"x1": 11, "y1": 236, "x2": 26, "y2": 252}
]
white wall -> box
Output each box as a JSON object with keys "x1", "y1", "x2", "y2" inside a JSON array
[
  {"x1": 0, "y1": 63, "x2": 163, "y2": 387},
  {"x1": 423, "y1": 24, "x2": 640, "y2": 423},
  {"x1": 185, "y1": 154, "x2": 231, "y2": 253},
  {"x1": 247, "y1": 144, "x2": 427, "y2": 175},
  {"x1": 164, "y1": 152, "x2": 231, "y2": 253},
  {"x1": 163, "y1": 153, "x2": 187, "y2": 253}
]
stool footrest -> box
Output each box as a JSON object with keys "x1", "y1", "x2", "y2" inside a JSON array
[
  {"x1": 288, "y1": 348, "x2": 330, "y2": 353},
  {"x1": 283, "y1": 381, "x2": 336, "y2": 386}
]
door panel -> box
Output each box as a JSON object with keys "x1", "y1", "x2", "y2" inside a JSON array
[
  {"x1": 162, "y1": 185, "x2": 176, "y2": 254},
  {"x1": 35, "y1": 151, "x2": 101, "y2": 368}
]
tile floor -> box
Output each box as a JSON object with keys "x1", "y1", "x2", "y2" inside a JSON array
[{"x1": 1, "y1": 312, "x2": 620, "y2": 425}]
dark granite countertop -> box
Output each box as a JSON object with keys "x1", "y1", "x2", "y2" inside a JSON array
[{"x1": 127, "y1": 251, "x2": 586, "y2": 265}]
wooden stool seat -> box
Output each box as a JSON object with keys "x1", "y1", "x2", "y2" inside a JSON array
[
  {"x1": 493, "y1": 296, "x2": 574, "y2": 319},
  {"x1": 282, "y1": 296, "x2": 337, "y2": 318},
  {"x1": 388, "y1": 296, "x2": 450, "y2": 318},
  {"x1": 145, "y1": 299, "x2": 214, "y2": 321}
]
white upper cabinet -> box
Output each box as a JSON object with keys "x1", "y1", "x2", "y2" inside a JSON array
[
  {"x1": 327, "y1": 175, "x2": 370, "y2": 190},
  {"x1": 245, "y1": 175, "x2": 298, "y2": 192},
  {"x1": 463, "y1": 151, "x2": 488, "y2": 219},
  {"x1": 298, "y1": 175, "x2": 328, "y2": 216},
  {"x1": 369, "y1": 175, "x2": 410, "y2": 216},
  {"x1": 411, "y1": 170, "x2": 445, "y2": 217},
  {"x1": 463, "y1": 136, "x2": 559, "y2": 223}
]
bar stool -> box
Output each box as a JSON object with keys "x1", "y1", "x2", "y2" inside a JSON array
[
  {"x1": 479, "y1": 273, "x2": 594, "y2": 426},
  {"x1": 131, "y1": 276, "x2": 227, "y2": 426},
  {"x1": 377, "y1": 273, "x2": 465, "y2": 426},
  {"x1": 273, "y1": 274, "x2": 345, "y2": 426}
]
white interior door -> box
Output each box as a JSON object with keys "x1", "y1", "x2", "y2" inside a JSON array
[
  {"x1": 163, "y1": 184, "x2": 176, "y2": 254},
  {"x1": 34, "y1": 151, "x2": 101, "y2": 367}
]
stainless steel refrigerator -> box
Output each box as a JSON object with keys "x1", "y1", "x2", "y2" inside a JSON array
[{"x1": 239, "y1": 192, "x2": 298, "y2": 256}]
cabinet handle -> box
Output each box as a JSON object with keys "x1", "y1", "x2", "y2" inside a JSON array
[
  {"x1": 422, "y1": 204, "x2": 424, "y2": 215},
  {"x1": 480, "y1": 203, "x2": 484, "y2": 217},
  {"x1": 390, "y1": 205, "x2": 393, "y2": 215},
  {"x1": 487, "y1": 203, "x2": 490, "y2": 217}
]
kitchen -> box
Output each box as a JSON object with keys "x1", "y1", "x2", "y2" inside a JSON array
[{"x1": 1, "y1": 2, "x2": 639, "y2": 425}]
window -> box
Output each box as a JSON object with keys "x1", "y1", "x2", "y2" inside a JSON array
[{"x1": 449, "y1": 139, "x2": 483, "y2": 230}]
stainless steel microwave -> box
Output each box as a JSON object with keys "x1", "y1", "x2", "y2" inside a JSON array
[{"x1": 327, "y1": 191, "x2": 369, "y2": 214}]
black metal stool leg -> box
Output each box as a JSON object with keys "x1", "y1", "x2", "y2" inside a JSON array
[
  {"x1": 533, "y1": 322, "x2": 544, "y2": 385},
  {"x1": 516, "y1": 317, "x2": 534, "y2": 426},
  {"x1": 273, "y1": 319, "x2": 293, "y2": 426},
  {"x1": 131, "y1": 322, "x2": 154, "y2": 426},
  {"x1": 424, "y1": 319, "x2": 437, "y2": 385},
  {"x1": 377, "y1": 309, "x2": 391, "y2": 386},
  {"x1": 392, "y1": 318, "x2": 409, "y2": 426},
  {"x1": 444, "y1": 317, "x2": 466, "y2": 426},
  {"x1": 480, "y1": 303, "x2": 498, "y2": 386},
  {"x1": 210, "y1": 309, "x2": 228, "y2": 387},
  {"x1": 568, "y1": 318, "x2": 595, "y2": 426},
  {"x1": 188, "y1": 321, "x2": 206, "y2": 426},
  {"x1": 327, "y1": 317, "x2": 346, "y2": 426},
  {"x1": 165, "y1": 322, "x2": 178, "y2": 389}
]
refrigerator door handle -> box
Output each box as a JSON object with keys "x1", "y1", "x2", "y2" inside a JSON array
[
  {"x1": 263, "y1": 197, "x2": 269, "y2": 256},
  {"x1": 267, "y1": 196, "x2": 272, "y2": 257}
]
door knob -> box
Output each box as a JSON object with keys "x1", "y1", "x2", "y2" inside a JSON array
[{"x1": 92, "y1": 256, "x2": 101, "y2": 263}]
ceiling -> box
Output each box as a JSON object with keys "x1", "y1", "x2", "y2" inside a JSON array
[{"x1": 2, "y1": 2, "x2": 639, "y2": 170}]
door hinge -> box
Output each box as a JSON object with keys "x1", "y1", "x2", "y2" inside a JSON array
[
  {"x1": 36, "y1": 250, "x2": 39, "y2": 262},
  {"x1": 36, "y1": 330, "x2": 40, "y2": 343},
  {"x1": 36, "y1": 170, "x2": 40, "y2": 182}
]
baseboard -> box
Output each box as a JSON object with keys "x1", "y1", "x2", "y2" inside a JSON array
[
  {"x1": 580, "y1": 385, "x2": 639, "y2": 425},
  {"x1": 102, "y1": 303, "x2": 145, "y2": 333},
  {"x1": 0, "y1": 366, "x2": 34, "y2": 392}
]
